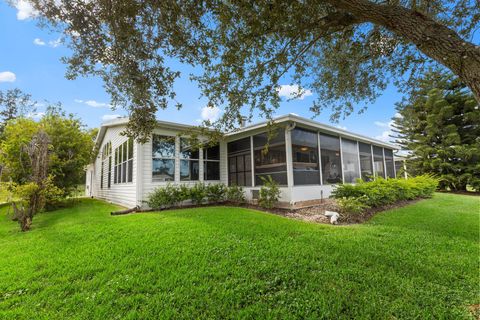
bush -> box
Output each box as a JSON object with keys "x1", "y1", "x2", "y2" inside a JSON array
[
  {"x1": 206, "y1": 183, "x2": 226, "y2": 203},
  {"x1": 189, "y1": 182, "x2": 207, "y2": 205},
  {"x1": 332, "y1": 175, "x2": 438, "y2": 213},
  {"x1": 226, "y1": 185, "x2": 245, "y2": 204},
  {"x1": 147, "y1": 184, "x2": 182, "y2": 209},
  {"x1": 336, "y1": 196, "x2": 370, "y2": 216},
  {"x1": 258, "y1": 175, "x2": 281, "y2": 209}
]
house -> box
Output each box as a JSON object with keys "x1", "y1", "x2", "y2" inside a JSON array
[{"x1": 85, "y1": 114, "x2": 398, "y2": 208}]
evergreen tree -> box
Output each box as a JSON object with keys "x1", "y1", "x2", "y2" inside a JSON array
[{"x1": 393, "y1": 72, "x2": 480, "y2": 191}]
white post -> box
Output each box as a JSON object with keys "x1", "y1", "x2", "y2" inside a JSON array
[
  {"x1": 382, "y1": 148, "x2": 387, "y2": 179},
  {"x1": 250, "y1": 136, "x2": 255, "y2": 187},
  {"x1": 285, "y1": 128, "x2": 294, "y2": 188},
  {"x1": 317, "y1": 132, "x2": 323, "y2": 185},
  {"x1": 175, "y1": 136, "x2": 180, "y2": 183},
  {"x1": 339, "y1": 136, "x2": 344, "y2": 183},
  {"x1": 356, "y1": 141, "x2": 361, "y2": 182},
  {"x1": 371, "y1": 144, "x2": 375, "y2": 180},
  {"x1": 199, "y1": 147, "x2": 204, "y2": 182},
  {"x1": 392, "y1": 151, "x2": 396, "y2": 179},
  {"x1": 135, "y1": 141, "x2": 144, "y2": 207}
]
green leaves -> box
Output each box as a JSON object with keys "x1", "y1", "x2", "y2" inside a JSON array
[
  {"x1": 393, "y1": 71, "x2": 480, "y2": 191},
  {"x1": 26, "y1": 0, "x2": 480, "y2": 141}
]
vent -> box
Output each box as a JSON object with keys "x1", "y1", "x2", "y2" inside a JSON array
[{"x1": 251, "y1": 189, "x2": 260, "y2": 200}]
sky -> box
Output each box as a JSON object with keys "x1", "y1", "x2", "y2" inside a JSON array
[{"x1": 0, "y1": 1, "x2": 404, "y2": 143}]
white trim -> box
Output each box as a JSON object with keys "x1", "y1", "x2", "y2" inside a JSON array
[
  {"x1": 356, "y1": 141, "x2": 361, "y2": 181},
  {"x1": 371, "y1": 144, "x2": 375, "y2": 179},
  {"x1": 285, "y1": 128, "x2": 294, "y2": 188},
  {"x1": 382, "y1": 147, "x2": 387, "y2": 179},
  {"x1": 135, "y1": 141, "x2": 143, "y2": 206},
  {"x1": 250, "y1": 136, "x2": 255, "y2": 187},
  {"x1": 317, "y1": 132, "x2": 323, "y2": 185},
  {"x1": 339, "y1": 136, "x2": 344, "y2": 183},
  {"x1": 225, "y1": 114, "x2": 397, "y2": 149}
]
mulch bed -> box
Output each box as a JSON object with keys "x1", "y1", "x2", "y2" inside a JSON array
[{"x1": 111, "y1": 199, "x2": 424, "y2": 226}]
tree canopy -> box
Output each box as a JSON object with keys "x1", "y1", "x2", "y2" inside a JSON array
[
  {"x1": 23, "y1": 0, "x2": 480, "y2": 141},
  {"x1": 393, "y1": 71, "x2": 480, "y2": 191},
  {"x1": 0, "y1": 88, "x2": 36, "y2": 136},
  {"x1": 0, "y1": 106, "x2": 95, "y2": 195}
]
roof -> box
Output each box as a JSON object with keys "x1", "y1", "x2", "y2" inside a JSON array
[
  {"x1": 226, "y1": 114, "x2": 398, "y2": 149},
  {"x1": 94, "y1": 116, "x2": 208, "y2": 149},
  {"x1": 95, "y1": 113, "x2": 398, "y2": 150}
]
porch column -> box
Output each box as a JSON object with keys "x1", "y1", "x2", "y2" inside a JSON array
[
  {"x1": 135, "y1": 141, "x2": 144, "y2": 207},
  {"x1": 285, "y1": 129, "x2": 294, "y2": 188}
]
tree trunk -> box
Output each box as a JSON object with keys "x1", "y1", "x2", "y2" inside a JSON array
[{"x1": 327, "y1": 0, "x2": 480, "y2": 102}]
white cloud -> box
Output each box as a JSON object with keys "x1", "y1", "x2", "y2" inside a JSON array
[
  {"x1": 75, "y1": 99, "x2": 110, "y2": 108},
  {"x1": 33, "y1": 38, "x2": 45, "y2": 46},
  {"x1": 33, "y1": 37, "x2": 62, "y2": 48},
  {"x1": 48, "y1": 38, "x2": 62, "y2": 48},
  {"x1": 102, "y1": 114, "x2": 122, "y2": 122},
  {"x1": 26, "y1": 112, "x2": 45, "y2": 120},
  {"x1": 393, "y1": 112, "x2": 403, "y2": 119},
  {"x1": 374, "y1": 119, "x2": 395, "y2": 142},
  {"x1": 200, "y1": 106, "x2": 222, "y2": 122},
  {"x1": 277, "y1": 84, "x2": 313, "y2": 100},
  {"x1": 0, "y1": 71, "x2": 16, "y2": 82},
  {"x1": 374, "y1": 121, "x2": 390, "y2": 128},
  {"x1": 15, "y1": 0, "x2": 38, "y2": 20},
  {"x1": 375, "y1": 130, "x2": 393, "y2": 142}
]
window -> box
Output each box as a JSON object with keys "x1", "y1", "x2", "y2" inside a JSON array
[
  {"x1": 100, "y1": 142, "x2": 112, "y2": 189},
  {"x1": 204, "y1": 145, "x2": 220, "y2": 181},
  {"x1": 384, "y1": 148, "x2": 395, "y2": 178},
  {"x1": 320, "y1": 134, "x2": 342, "y2": 184},
  {"x1": 291, "y1": 128, "x2": 320, "y2": 185},
  {"x1": 359, "y1": 142, "x2": 373, "y2": 181},
  {"x1": 152, "y1": 135, "x2": 175, "y2": 182},
  {"x1": 227, "y1": 137, "x2": 251, "y2": 186},
  {"x1": 254, "y1": 129, "x2": 287, "y2": 185},
  {"x1": 180, "y1": 138, "x2": 199, "y2": 181},
  {"x1": 114, "y1": 138, "x2": 133, "y2": 184},
  {"x1": 342, "y1": 139, "x2": 360, "y2": 183},
  {"x1": 373, "y1": 146, "x2": 385, "y2": 178}
]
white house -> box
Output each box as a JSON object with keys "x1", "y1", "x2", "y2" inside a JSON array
[{"x1": 85, "y1": 114, "x2": 397, "y2": 208}]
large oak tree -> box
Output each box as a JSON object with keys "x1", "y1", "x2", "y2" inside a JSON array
[{"x1": 22, "y1": 0, "x2": 480, "y2": 141}]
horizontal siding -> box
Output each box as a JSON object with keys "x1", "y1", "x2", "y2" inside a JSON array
[
  {"x1": 140, "y1": 127, "x2": 227, "y2": 205},
  {"x1": 90, "y1": 126, "x2": 137, "y2": 208}
]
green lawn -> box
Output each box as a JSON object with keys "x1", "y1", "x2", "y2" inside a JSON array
[{"x1": 0, "y1": 193, "x2": 478, "y2": 319}]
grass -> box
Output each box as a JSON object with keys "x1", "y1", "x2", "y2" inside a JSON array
[{"x1": 0, "y1": 193, "x2": 478, "y2": 319}]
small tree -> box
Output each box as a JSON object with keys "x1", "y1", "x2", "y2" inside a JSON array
[
  {"x1": 11, "y1": 131, "x2": 50, "y2": 231},
  {"x1": 258, "y1": 176, "x2": 281, "y2": 209}
]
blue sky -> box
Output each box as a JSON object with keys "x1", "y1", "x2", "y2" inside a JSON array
[{"x1": 0, "y1": 1, "x2": 403, "y2": 142}]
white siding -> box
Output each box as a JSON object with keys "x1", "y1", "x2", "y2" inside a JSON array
[{"x1": 91, "y1": 126, "x2": 137, "y2": 208}]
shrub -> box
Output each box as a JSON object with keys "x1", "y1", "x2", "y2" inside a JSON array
[
  {"x1": 336, "y1": 196, "x2": 370, "y2": 216},
  {"x1": 178, "y1": 184, "x2": 191, "y2": 203},
  {"x1": 189, "y1": 182, "x2": 207, "y2": 205},
  {"x1": 147, "y1": 184, "x2": 182, "y2": 209},
  {"x1": 226, "y1": 185, "x2": 245, "y2": 204},
  {"x1": 332, "y1": 175, "x2": 438, "y2": 211},
  {"x1": 258, "y1": 175, "x2": 281, "y2": 209},
  {"x1": 206, "y1": 183, "x2": 226, "y2": 203}
]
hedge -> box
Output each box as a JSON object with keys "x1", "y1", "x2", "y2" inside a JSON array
[{"x1": 332, "y1": 175, "x2": 438, "y2": 215}]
